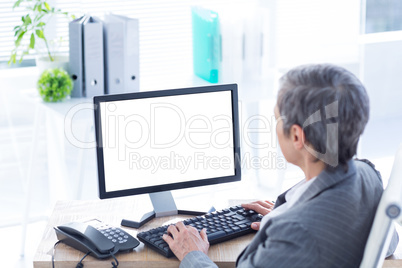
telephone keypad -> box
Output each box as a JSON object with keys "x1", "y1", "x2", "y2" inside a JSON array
[
  {"x1": 94, "y1": 223, "x2": 131, "y2": 245},
  {"x1": 90, "y1": 220, "x2": 138, "y2": 250}
]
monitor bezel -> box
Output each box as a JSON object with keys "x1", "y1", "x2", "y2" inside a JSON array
[{"x1": 93, "y1": 84, "x2": 241, "y2": 199}]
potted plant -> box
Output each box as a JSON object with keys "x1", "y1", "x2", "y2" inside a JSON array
[
  {"x1": 9, "y1": 0, "x2": 75, "y2": 72},
  {"x1": 37, "y1": 68, "x2": 73, "y2": 102}
]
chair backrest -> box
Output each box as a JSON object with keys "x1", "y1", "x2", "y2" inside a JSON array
[{"x1": 360, "y1": 144, "x2": 402, "y2": 268}]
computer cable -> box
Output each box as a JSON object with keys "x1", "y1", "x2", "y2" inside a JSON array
[
  {"x1": 75, "y1": 252, "x2": 91, "y2": 268},
  {"x1": 51, "y1": 241, "x2": 119, "y2": 268},
  {"x1": 51, "y1": 241, "x2": 91, "y2": 268},
  {"x1": 110, "y1": 253, "x2": 119, "y2": 268}
]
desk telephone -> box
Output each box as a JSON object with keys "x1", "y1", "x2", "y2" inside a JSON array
[{"x1": 54, "y1": 219, "x2": 140, "y2": 259}]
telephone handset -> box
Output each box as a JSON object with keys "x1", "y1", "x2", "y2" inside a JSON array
[{"x1": 54, "y1": 219, "x2": 140, "y2": 259}]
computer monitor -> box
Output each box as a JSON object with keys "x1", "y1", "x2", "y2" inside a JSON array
[{"x1": 93, "y1": 84, "x2": 241, "y2": 227}]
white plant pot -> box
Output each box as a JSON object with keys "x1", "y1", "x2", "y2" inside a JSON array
[{"x1": 36, "y1": 55, "x2": 69, "y2": 76}]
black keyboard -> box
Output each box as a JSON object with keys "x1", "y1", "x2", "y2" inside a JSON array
[{"x1": 137, "y1": 205, "x2": 262, "y2": 258}]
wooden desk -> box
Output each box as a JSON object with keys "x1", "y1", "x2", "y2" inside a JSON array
[
  {"x1": 33, "y1": 198, "x2": 252, "y2": 268},
  {"x1": 33, "y1": 198, "x2": 402, "y2": 268}
]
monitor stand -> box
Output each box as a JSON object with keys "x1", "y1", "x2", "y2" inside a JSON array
[{"x1": 120, "y1": 191, "x2": 215, "y2": 228}]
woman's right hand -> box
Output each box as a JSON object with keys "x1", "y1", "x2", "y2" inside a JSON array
[{"x1": 242, "y1": 200, "x2": 275, "y2": 230}]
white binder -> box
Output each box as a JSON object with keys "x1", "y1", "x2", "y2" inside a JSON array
[
  {"x1": 83, "y1": 16, "x2": 105, "y2": 98},
  {"x1": 104, "y1": 14, "x2": 125, "y2": 94},
  {"x1": 216, "y1": 6, "x2": 244, "y2": 83},
  {"x1": 104, "y1": 14, "x2": 139, "y2": 94},
  {"x1": 69, "y1": 16, "x2": 86, "y2": 97}
]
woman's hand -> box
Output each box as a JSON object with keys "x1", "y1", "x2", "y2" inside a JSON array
[
  {"x1": 162, "y1": 221, "x2": 209, "y2": 261},
  {"x1": 242, "y1": 200, "x2": 275, "y2": 230}
]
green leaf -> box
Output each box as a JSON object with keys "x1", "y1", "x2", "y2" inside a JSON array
[
  {"x1": 23, "y1": 15, "x2": 32, "y2": 26},
  {"x1": 19, "y1": 49, "x2": 29, "y2": 63},
  {"x1": 13, "y1": 25, "x2": 21, "y2": 31},
  {"x1": 34, "y1": 13, "x2": 45, "y2": 22},
  {"x1": 37, "y1": 22, "x2": 45, "y2": 27},
  {"x1": 29, "y1": 33, "x2": 35, "y2": 49},
  {"x1": 35, "y1": 29, "x2": 44, "y2": 39},
  {"x1": 21, "y1": 16, "x2": 25, "y2": 23},
  {"x1": 44, "y1": 2, "x2": 51, "y2": 11},
  {"x1": 8, "y1": 53, "x2": 17, "y2": 65},
  {"x1": 13, "y1": 0, "x2": 23, "y2": 9},
  {"x1": 15, "y1": 30, "x2": 26, "y2": 46},
  {"x1": 26, "y1": 15, "x2": 31, "y2": 24},
  {"x1": 14, "y1": 28, "x2": 22, "y2": 37}
]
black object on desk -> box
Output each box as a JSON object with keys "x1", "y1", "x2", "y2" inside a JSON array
[
  {"x1": 54, "y1": 219, "x2": 140, "y2": 259},
  {"x1": 137, "y1": 205, "x2": 262, "y2": 258}
]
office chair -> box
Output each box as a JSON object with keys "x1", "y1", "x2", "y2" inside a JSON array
[{"x1": 360, "y1": 144, "x2": 402, "y2": 268}]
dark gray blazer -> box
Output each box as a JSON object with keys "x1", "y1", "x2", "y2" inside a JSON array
[{"x1": 180, "y1": 159, "x2": 399, "y2": 268}]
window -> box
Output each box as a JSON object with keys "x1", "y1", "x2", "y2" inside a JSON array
[{"x1": 365, "y1": 0, "x2": 402, "y2": 34}]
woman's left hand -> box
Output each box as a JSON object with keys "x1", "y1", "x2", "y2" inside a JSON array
[{"x1": 162, "y1": 221, "x2": 210, "y2": 261}]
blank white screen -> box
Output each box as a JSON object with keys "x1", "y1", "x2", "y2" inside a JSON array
[{"x1": 100, "y1": 90, "x2": 235, "y2": 192}]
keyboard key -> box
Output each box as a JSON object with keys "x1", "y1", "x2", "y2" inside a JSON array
[
  {"x1": 239, "y1": 224, "x2": 248, "y2": 229},
  {"x1": 234, "y1": 219, "x2": 252, "y2": 226},
  {"x1": 207, "y1": 230, "x2": 226, "y2": 241},
  {"x1": 233, "y1": 214, "x2": 246, "y2": 221}
]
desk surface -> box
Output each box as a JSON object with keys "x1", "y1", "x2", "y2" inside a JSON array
[
  {"x1": 34, "y1": 198, "x2": 402, "y2": 268},
  {"x1": 33, "y1": 198, "x2": 252, "y2": 268}
]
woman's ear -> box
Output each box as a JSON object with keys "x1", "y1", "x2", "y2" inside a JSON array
[{"x1": 290, "y1": 124, "x2": 305, "y2": 150}]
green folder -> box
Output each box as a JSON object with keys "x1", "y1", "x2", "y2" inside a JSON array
[{"x1": 192, "y1": 6, "x2": 221, "y2": 83}]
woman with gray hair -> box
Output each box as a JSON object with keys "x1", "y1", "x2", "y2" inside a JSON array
[{"x1": 163, "y1": 64, "x2": 399, "y2": 268}]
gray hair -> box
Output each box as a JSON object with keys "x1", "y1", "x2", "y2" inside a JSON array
[{"x1": 277, "y1": 64, "x2": 370, "y2": 170}]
